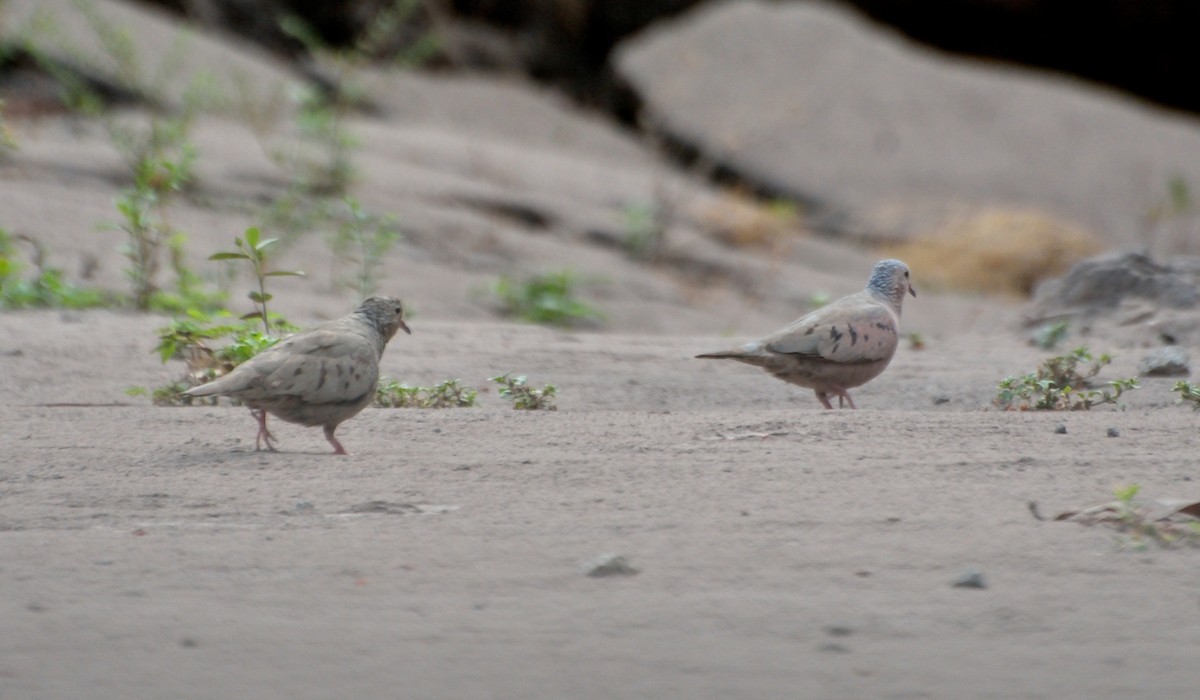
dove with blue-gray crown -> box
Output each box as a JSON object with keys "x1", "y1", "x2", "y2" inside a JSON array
[{"x1": 696, "y1": 259, "x2": 915, "y2": 409}]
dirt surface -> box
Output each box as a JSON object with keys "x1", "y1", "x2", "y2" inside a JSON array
[
  {"x1": 2, "y1": 308, "x2": 1199, "y2": 700},
  {"x1": 3, "y1": 3, "x2": 1200, "y2": 696}
]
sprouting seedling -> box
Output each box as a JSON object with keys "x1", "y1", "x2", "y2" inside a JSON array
[
  {"x1": 330, "y1": 197, "x2": 400, "y2": 299},
  {"x1": 1173, "y1": 380, "x2": 1200, "y2": 412},
  {"x1": 994, "y1": 348, "x2": 1139, "y2": 411},
  {"x1": 489, "y1": 373, "x2": 557, "y2": 411},
  {"x1": 208, "y1": 226, "x2": 304, "y2": 335}
]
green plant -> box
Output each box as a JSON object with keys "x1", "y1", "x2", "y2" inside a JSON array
[
  {"x1": 622, "y1": 201, "x2": 667, "y2": 260},
  {"x1": 144, "y1": 312, "x2": 298, "y2": 405},
  {"x1": 906, "y1": 331, "x2": 926, "y2": 351},
  {"x1": 374, "y1": 378, "x2": 478, "y2": 408},
  {"x1": 208, "y1": 227, "x2": 305, "y2": 335},
  {"x1": 491, "y1": 271, "x2": 603, "y2": 327},
  {"x1": 1173, "y1": 380, "x2": 1200, "y2": 412},
  {"x1": 1030, "y1": 319, "x2": 1070, "y2": 350},
  {"x1": 1110, "y1": 484, "x2": 1200, "y2": 549},
  {"x1": 266, "y1": 0, "x2": 440, "y2": 197},
  {"x1": 994, "y1": 348, "x2": 1139, "y2": 410},
  {"x1": 490, "y1": 373, "x2": 557, "y2": 411},
  {"x1": 329, "y1": 198, "x2": 400, "y2": 298},
  {"x1": 109, "y1": 190, "x2": 162, "y2": 309},
  {"x1": 0, "y1": 230, "x2": 110, "y2": 309},
  {"x1": 0, "y1": 99, "x2": 15, "y2": 156}
]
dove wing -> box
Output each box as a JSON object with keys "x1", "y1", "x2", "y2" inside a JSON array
[
  {"x1": 765, "y1": 296, "x2": 899, "y2": 364},
  {"x1": 253, "y1": 328, "x2": 380, "y2": 404}
]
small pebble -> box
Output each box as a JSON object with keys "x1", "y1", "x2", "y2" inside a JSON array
[
  {"x1": 1106, "y1": 428, "x2": 1120, "y2": 438},
  {"x1": 583, "y1": 554, "x2": 639, "y2": 578},
  {"x1": 1054, "y1": 424, "x2": 1067, "y2": 434},
  {"x1": 952, "y1": 569, "x2": 987, "y2": 589}
]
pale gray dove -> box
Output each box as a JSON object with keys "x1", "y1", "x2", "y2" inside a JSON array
[
  {"x1": 184, "y1": 296, "x2": 411, "y2": 454},
  {"x1": 696, "y1": 259, "x2": 915, "y2": 409}
]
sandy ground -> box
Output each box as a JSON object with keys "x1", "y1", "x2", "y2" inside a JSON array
[
  {"x1": 2, "y1": 309, "x2": 1199, "y2": 700},
  {"x1": 2, "y1": 5, "x2": 1199, "y2": 693}
]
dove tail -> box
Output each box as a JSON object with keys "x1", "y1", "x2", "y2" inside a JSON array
[
  {"x1": 695, "y1": 349, "x2": 744, "y2": 360},
  {"x1": 182, "y1": 380, "x2": 225, "y2": 397}
]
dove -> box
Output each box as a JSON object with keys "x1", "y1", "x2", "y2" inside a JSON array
[
  {"x1": 696, "y1": 259, "x2": 915, "y2": 409},
  {"x1": 184, "y1": 296, "x2": 411, "y2": 455}
]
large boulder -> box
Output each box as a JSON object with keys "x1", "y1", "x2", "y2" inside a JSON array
[
  {"x1": 614, "y1": 0, "x2": 1200, "y2": 248},
  {"x1": 1, "y1": 0, "x2": 299, "y2": 110}
]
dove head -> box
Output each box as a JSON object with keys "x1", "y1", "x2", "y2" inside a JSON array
[
  {"x1": 357, "y1": 296, "x2": 411, "y2": 342},
  {"x1": 865, "y1": 259, "x2": 916, "y2": 313}
]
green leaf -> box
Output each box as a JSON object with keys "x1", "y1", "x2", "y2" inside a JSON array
[
  {"x1": 254, "y1": 237, "x2": 279, "y2": 252},
  {"x1": 243, "y1": 227, "x2": 260, "y2": 248},
  {"x1": 248, "y1": 291, "x2": 272, "y2": 303},
  {"x1": 264, "y1": 270, "x2": 305, "y2": 277},
  {"x1": 208, "y1": 252, "x2": 248, "y2": 261},
  {"x1": 241, "y1": 311, "x2": 265, "y2": 321}
]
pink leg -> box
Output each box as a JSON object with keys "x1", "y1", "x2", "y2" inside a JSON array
[
  {"x1": 252, "y1": 409, "x2": 278, "y2": 451},
  {"x1": 814, "y1": 391, "x2": 835, "y2": 410},
  {"x1": 324, "y1": 425, "x2": 348, "y2": 456},
  {"x1": 835, "y1": 389, "x2": 857, "y2": 409}
]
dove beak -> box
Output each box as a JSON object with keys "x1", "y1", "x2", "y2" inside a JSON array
[
  {"x1": 399, "y1": 320, "x2": 412, "y2": 335},
  {"x1": 909, "y1": 285, "x2": 917, "y2": 298}
]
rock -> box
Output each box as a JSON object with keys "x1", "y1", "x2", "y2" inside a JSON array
[
  {"x1": 614, "y1": 1, "x2": 1200, "y2": 246},
  {"x1": 1031, "y1": 252, "x2": 1200, "y2": 314},
  {"x1": 583, "y1": 553, "x2": 639, "y2": 578},
  {"x1": 1106, "y1": 428, "x2": 1120, "y2": 438},
  {"x1": 1054, "y1": 424, "x2": 1067, "y2": 434},
  {"x1": 952, "y1": 569, "x2": 987, "y2": 589},
  {"x1": 2, "y1": 0, "x2": 299, "y2": 110},
  {"x1": 1138, "y1": 346, "x2": 1191, "y2": 377},
  {"x1": 1027, "y1": 253, "x2": 1200, "y2": 344}
]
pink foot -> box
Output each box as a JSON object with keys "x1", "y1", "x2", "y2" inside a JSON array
[
  {"x1": 253, "y1": 409, "x2": 278, "y2": 451},
  {"x1": 324, "y1": 425, "x2": 348, "y2": 456}
]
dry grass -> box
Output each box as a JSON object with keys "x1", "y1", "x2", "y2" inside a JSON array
[
  {"x1": 695, "y1": 189, "x2": 804, "y2": 249},
  {"x1": 884, "y1": 208, "x2": 1102, "y2": 296}
]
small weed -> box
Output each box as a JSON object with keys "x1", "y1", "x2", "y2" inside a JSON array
[
  {"x1": 490, "y1": 373, "x2": 557, "y2": 411},
  {"x1": 374, "y1": 378, "x2": 478, "y2": 408},
  {"x1": 1030, "y1": 319, "x2": 1070, "y2": 350},
  {"x1": 806, "y1": 291, "x2": 831, "y2": 310},
  {"x1": 995, "y1": 348, "x2": 1139, "y2": 410},
  {"x1": 0, "y1": 230, "x2": 110, "y2": 309},
  {"x1": 1111, "y1": 484, "x2": 1200, "y2": 550},
  {"x1": 1172, "y1": 380, "x2": 1200, "y2": 412},
  {"x1": 208, "y1": 227, "x2": 305, "y2": 335},
  {"x1": 906, "y1": 332, "x2": 926, "y2": 351},
  {"x1": 622, "y1": 201, "x2": 667, "y2": 261},
  {"x1": 146, "y1": 313, "x2": 298, "y2": 405},
  {"x1": 491, "y1": 271, "x2": 603, "y2": 327},
  {"x1": 0, "y1": 99, "x2": 15, "y2": 156},
  {"x1": 109, "y1": 190, "x2": 162, "y2": 309},
  {"x1": 329, "y1": 198, "x2": 400, "y2": 298},
  {"x1": 289, "y1": 85, "x2": 359, "y2": 195}
]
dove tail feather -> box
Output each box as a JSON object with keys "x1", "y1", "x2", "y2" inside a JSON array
[
  {"x1": 695, "y1": 350, "x2": 743, "y2": 359},
  {"x1": 182, "y1": 381, "x2": 223, "y2": 397}
]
